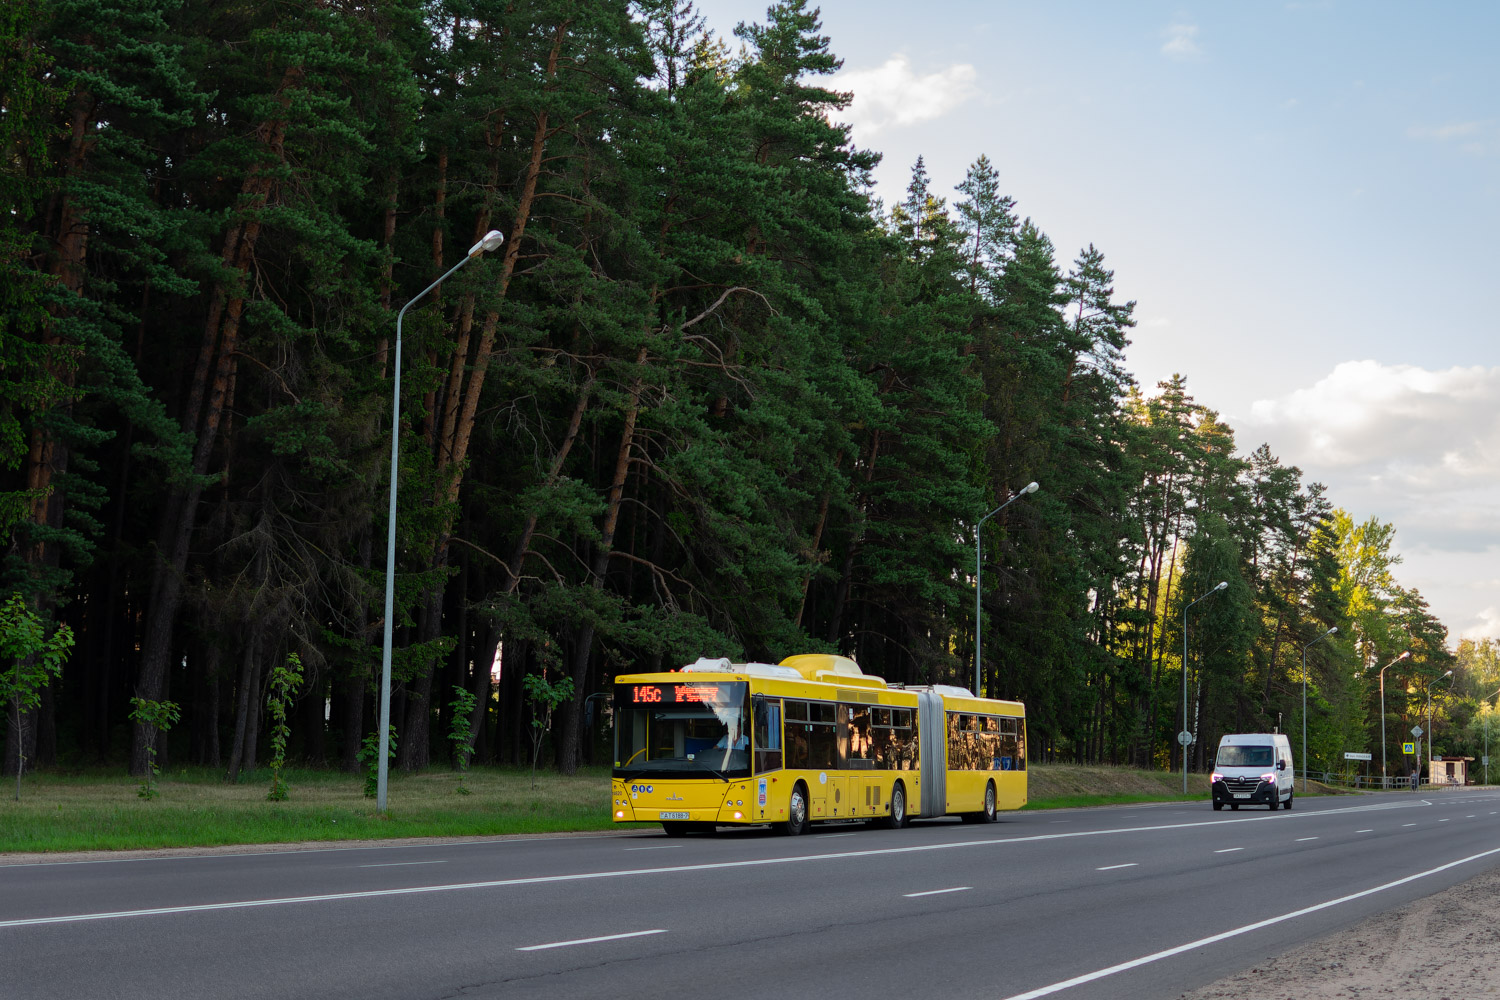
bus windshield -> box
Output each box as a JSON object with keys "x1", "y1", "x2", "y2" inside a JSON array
[
  {"x1": 614, "y1": 681, "x2": 751, "y2": 780},
  {"x1": 1217, "y1": 745, "x2": 1274, "y2": 768}
]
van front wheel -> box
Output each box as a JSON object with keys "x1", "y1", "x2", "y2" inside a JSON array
[{"x1": 1284, "y1": 791, "x2": 1294, "y2": 810}]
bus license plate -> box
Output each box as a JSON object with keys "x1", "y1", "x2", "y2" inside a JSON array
[{"x1": 660, "y1": 811, "x2": 690, "y2": 820}]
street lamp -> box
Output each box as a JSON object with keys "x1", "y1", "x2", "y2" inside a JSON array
[
  {"x1": 1181, "y1": 580, "x2": 1228, "y2": 794},
  {"x1": 377, "y1": 230, "x2": 505, "y2": 813},
  {"x1": 1482, "y1": 686, "x2": 1500, "y2": 786},
  {"x1": 1301, "y1": 626, "x2": 1337, "y2": 792},
  {"x1": 1422, "y1": 669, "x2": 1454, "y2": 788},
  {"x1": 1373, "y1": 650, "x2": 1410, "y2": 788},
  {"x1": 973, "y1": 481, "x2": 1038, "y2": 697}
]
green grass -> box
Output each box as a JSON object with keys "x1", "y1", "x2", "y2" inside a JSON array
[
  {"x1": 1023, "y1": 792, "x2": 1203, "y2": 810},
  {"x1": 0, "y1": 765, "x2": 651, "y2": 854},
  {"x1": 1, "y1": 761, "x2": 1351, "y2": 855}
]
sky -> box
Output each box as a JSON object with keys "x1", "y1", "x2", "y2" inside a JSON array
[{"x1": 690, "y1": 0, "x2": 1500, "y2": 647}]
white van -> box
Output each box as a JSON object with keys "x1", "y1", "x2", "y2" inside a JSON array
[{"x1": 1210, "y1": 733, "x2": 1294, "y2": 811}]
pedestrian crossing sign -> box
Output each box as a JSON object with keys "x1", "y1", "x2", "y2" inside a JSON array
[{"x1": 1402, "y1": 742, "x2": 1415, "y2": 754}]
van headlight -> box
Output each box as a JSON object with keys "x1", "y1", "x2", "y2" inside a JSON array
[{"x1": 1260, "y1": 773, "x2": 1277, "y2": 784}]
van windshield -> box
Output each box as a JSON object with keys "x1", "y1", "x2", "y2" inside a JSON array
[{"x1": 1217, "y1": 745, "x2": 1274, "y2": 768}]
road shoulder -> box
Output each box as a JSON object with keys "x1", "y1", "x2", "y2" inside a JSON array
[{"x1": 1178, "y1": 862, "x2": 1500, "y2": 999}]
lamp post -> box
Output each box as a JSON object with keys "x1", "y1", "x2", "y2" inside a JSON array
[
  {"x1": 377, "y1": 230, "x2": 504, "y2": 814},
  {"x1": 973, "y1": 481, "x2": 1038, "y2": 697},
  {"x1": 1422, "y1": 669, "x2": 1454, "y2": 788},
  {"x1": 1301, "y1": 626, "x2": 1337, "y2": 792},
  {"x1": 1482, "y1": 686, "x2": 1500, "y2": 786},
  {"x1": 1373, "y1": 650, "x2": 1409, "y2": 788},
  {"x1": 1181, "y1": 580, "x2": 1228, "y2": 794}
]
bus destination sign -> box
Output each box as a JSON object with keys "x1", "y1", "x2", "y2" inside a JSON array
[{"x1": 629, "y1": 684, "x2": 723, "y2": 705}]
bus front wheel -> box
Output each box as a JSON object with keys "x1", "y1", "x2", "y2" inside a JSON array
[{"x1": 780, "y1": 783, "x2": 809, "y2": 836}]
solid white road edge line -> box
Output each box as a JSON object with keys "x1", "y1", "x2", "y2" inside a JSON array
[
  {"x1": 517, "y1": 929, "x2": 667, "y2": 951},
  {"x1": 903, "y1": 887, "x2": 971, "y2": 897},
  {"x1": 357, "y1": 861, "x2": 449, "y2": 868},
  {"x1": 995, "y1": 843, "x2": 1500, "y2": 1000}
]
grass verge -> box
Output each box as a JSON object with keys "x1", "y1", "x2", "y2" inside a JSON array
[
  {"x1": 0, "y1": 765, "x2": 652, "y2": 854},
  {"x1": 0, "y1": 761, "x2": 1350, "y2": 855}
]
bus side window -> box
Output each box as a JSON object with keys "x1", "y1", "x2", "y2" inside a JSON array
[
  {"x1": 754, "y1": 698, "x2": 783, "y2": 773},
  {"x1": 785, "y1": 700, "x2": 810, "y2": 769},
  {"x1": 1000, "y1": 717, "x2": 1025, "y2": 771},
  {"x1": 807, "y1": 702, "x2": 837, "y2": 769},
  {"x1": 891, "y1": 708, "x2": 916, "y2": 770}
]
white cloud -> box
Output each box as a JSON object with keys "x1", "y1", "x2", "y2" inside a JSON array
[
  {"x1": 831, "y1": 55, "x2": 979, "y2": 138},
  {"x1": 1408, "y1": 121, "x2": 1487, "y2": 142},
  {"x1": 1247, "y1": 361, "x2": 1500, "y2": 491},
  {"x1": 1161, "y1": 23, "x2": 1202, "y2": 60},
  {"x1": 1461, "y1": 606, "x2": 1500, "y2": 642},
  {"x1": 1243, "y1": 361, "x2": 1500, "y2": 644}
]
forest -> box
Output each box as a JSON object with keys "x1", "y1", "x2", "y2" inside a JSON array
[{"x1": 4, "y1": 0, "x2": 1497, "y2": 786}]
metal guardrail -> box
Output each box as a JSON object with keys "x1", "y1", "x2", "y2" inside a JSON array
[{"x1": 1296, "y1": 769, "x2": 1474, "y2": 791}]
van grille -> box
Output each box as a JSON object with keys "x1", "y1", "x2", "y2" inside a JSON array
[{"x1": 1220, "y1": 776, "x2": 1265, "y2": 793}]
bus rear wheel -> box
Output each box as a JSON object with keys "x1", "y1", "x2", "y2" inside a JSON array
[
  {"x1": 961, "y1": 782, "x2": 997, "y2": 823},
  {"x1": 779, "y1": 783, "x2": 809, "y2": 836},
  {"x1": 881, "y1": 780, "x2": 908, "y2": 829}
]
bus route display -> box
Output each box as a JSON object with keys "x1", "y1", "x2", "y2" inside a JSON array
[{"x1": 626, "y1": 683, "x2": 723, "y2": 705}]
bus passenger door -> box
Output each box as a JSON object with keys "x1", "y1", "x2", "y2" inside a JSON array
[{"x1": 752, "y1": 697, "x2": 783, "y2": 822}]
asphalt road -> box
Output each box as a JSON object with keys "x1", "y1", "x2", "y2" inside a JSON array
[{"x1": 5, "y1": 789, "x2": 1500, "y2": 1000}]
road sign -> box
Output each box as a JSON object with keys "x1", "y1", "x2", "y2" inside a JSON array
[
  {"x1": 1344, "y1": 752, "x2": 1373, "y2": 761},
  {"x1": 1177, "y1": 731, "x2": 1193, "y2": 746},
  {"x1": 1402, "y1": 742, "x2": 1415, "y2": 754},
  {"x1": 1411, "y1": 726, "x2": 1423, "y2": 738}
]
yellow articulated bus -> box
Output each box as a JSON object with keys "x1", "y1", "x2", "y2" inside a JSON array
[{"x1": 611, "y1": 653, "x2": 1026, "y2": 835}]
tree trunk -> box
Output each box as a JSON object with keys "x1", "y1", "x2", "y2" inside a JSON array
[
  {"x1": 131, "y1": 66, "x2": 302, "y2": 774},
  {"x1": 559, "y1": 348, "x2": 646, "y2": 775}
]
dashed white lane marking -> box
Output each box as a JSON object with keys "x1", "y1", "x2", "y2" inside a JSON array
[
  {"x1": 624, "y1": 846, "x2": 681, "y2": 851},
  {"x1": 1403, "y1": 823, "x2": 1417, "y2": 827},
  {"x1": 998, "y1": 844, "x2": 1500, "y2": 1000},
  {"x1": 1097, "y1": 864, "x2": 1138, "y2": 871},
  {"x1": 1295, "y1": 837, "x2": 1318, "y2": 842},
  {"x1": 1214, "y1": 848, "x2": 1244, "y2": 853},
  {"x1": 903, "y1": 887, "x2": 971, "y2": 898},
  {"x1": 517, "y1": 929, "x2": 666, "y2": 951},
  {"x1": 358, "y1": 861, "x2": 448, "y2": 868},
  {"x1": 1356, "y1": 829, "x2": 1374, "y2": 833}
]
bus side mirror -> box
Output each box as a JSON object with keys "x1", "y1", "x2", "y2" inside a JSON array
[{"x1": 584, "y1": 692, "x2": 609, "y2": 727}]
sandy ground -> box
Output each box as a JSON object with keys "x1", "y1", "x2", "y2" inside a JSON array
[{"x1": 1179, "y1": 863, "x2": 1500, "y2": 999}]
